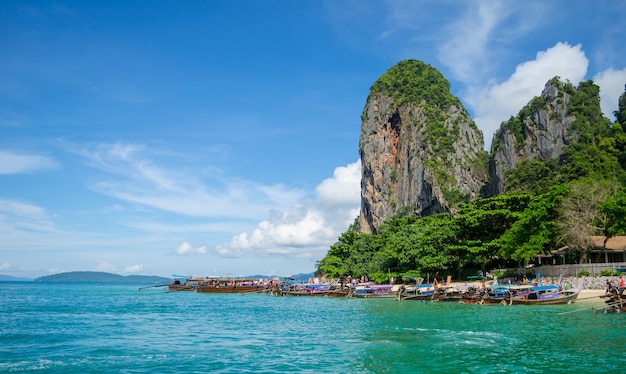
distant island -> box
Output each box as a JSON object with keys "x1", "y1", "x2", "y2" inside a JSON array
[
  {"x1": 2, "y1": 271, "x2": 315, "y2": 283},
  {"x1": 34, "y1": 271, "x2": 172, "y2": 283},
  {"x1": 0, "y1": 274, "x2": 34, "y2": 281}
]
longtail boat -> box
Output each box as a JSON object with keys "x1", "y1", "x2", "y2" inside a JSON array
[
  {"x1": 397, "y1": 283, "x2": 436, "y2": 301},
  {"x1": 510, "y1": 285, "x2": 578, "y2": 305},
  {"x1": 168, "y1": 276, "x2": 268, "y2": 293},
  {"x1": 349, "y1": 284, "x2": 401, "y2": 298}
]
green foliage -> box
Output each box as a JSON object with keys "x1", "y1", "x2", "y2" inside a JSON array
[
  {"x1": 497, "y1": 185, "x2": 568, "y2": 263},
  {"x1": 601, "y1": 188, "x2": 626, "y2": 236},
  {"x1": 568, "y1": 80, "x2": 610, "y2": 144},
  {"x1": 505, "y1": 159, "x2": 558, "y2": 195},
  {"x1": 369, "y1": 59, "x2": 458, "y2": 109},
  {"x1": 599, "y1": 269, "x2": 622, "y2": 276},
  {"x1": 578, "y1": 269, "x2": 590, "y2": 277},
  {"x1": 558, "y1": 142, "x2": 626, "y2": 183},
  {"x1": 615, "y1": 85, "x2": 626, "y2": 125}
]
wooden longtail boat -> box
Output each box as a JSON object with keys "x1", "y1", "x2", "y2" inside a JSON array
[
  {"x1": 510, "y1": 285, "x2": 578, "y2": 305},
  {"x1": 168, "y1": 277, "x2": 268, "y2": 293},
  {"x1": 397, "y1": 284, "x2": 437, "y2": 301},
  {"x1": 349, "y1": 284, "x2": 401, "y2": 298},
  {"x1": 282, "y1": 283, "x2": 332, "y2": 296},
  {"x1": 594, "y1": 287, "x2": 626, "y2": 314},
  {"x1": 196, "y1": 279, "x2": 266, "y2": 293},
  {"x1": 167, "y1": 277, "x2": 202, "y2": 292}
]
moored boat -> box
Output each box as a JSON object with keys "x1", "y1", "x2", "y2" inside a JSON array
[
  {"x1": 349, "y1": 284, "x2": 401, "y2": 298},
  {"x1": 196, "y1": 278, "x2": 267, "y2": 293},
  {"x1": 397, "y1": 283, "x2": 437, "y2": 301},
  {"x1": 282, "y1": 283, "x2": 333, "y2": 296},
  {"x1": 511, "y1": 285, "x2": 578, "y2": 305},
  {"x1": 167, "y1": 277, "x2": 202, "y2": 292},
  {"x1": 168, "y1": 276, "x2": 268, "y2": 293}
]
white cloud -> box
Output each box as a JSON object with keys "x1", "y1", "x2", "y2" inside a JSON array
[
  {"x1": 173, "y1": 241, "x2": 208, "y2": 256},
  {"x1": 95, "y1": 261, "x2": 116, "y2": 273},
  {"x1": 216, "y1": 161, "x2": 361, "y2": 259},
  {"x1": 469, "y1": 42, "x2": 588, "y2": 148},
  {"x1": 124, "y1": 264, "x2": 143, "y2": 273},
  {"x1": 438, "y1": 1, "x2": 510, "y2": 84},
  {"x1": 0, "y1": 198, "x2": 57, "y2": 233},
  {"x1": 69, "y1": 141, "x2": 305, "y2": 220},
  {"x1": 0, "y1": 150, "x2": 57, "y2": 175},
  {"x1": 593, "y1": 67, "x2": 626, "y2": 120},
  {"x1": 0, "y1": 261, "x2": 10, "y2": 271},
  {"x1": 316, "y1": 161, "x2": 362, "y2": 206}
]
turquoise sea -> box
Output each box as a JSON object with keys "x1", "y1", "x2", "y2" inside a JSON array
[{"x1": 1, "y1": 282, "x2": 625, "y2": 373}]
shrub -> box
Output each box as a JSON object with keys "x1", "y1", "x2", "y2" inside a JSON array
[
  {"x1": 599, "y1": 269, "x2": 622, "y2": 276},
  {"x1": 578, "y1": 269, "x2": 590, "y2": 277}
]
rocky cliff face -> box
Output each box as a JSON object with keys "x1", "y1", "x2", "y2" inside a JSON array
[
  {"x1": 358, "y1": 60, "x2": 488, "y2": 234},
  {"x1": 486, "y1": 79, "x2": 577, "y2": 195}
]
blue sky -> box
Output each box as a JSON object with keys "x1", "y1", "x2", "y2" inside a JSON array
[{"x1": 1, "y1": 1, "x2": 625, "y2": 279}]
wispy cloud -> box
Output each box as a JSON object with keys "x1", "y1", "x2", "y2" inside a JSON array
[
  {"x1": 0, "y1": 198, "x2": 58, "y2": 233},
  {"x1": 437, "y1": 1, "x2": 510, "y2": 84},
  {"x1": 0, "y1": 150, "x2": 58, "y2": 175},
  {"x1": 67, "y1": 141, "x2": 306, "y2": 220}
]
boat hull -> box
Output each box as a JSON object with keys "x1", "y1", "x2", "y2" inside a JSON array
[{"x1": 511, "y1": 290, "x2": 579, "y2": 305}]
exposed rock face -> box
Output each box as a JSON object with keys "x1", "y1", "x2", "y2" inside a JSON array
[
  {"x1": 358, "y1": 60, "x2": 488, "y2": 234},
  {"x1": 486, "y1": 79, "x2": 577, "y2": 195}
]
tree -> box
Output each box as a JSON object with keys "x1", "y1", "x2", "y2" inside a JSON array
[
  {"x1": 505, "y1": 159, "x2": 558, "y2": 195},
  {"x1": 556, "y1": 178, "x2": 621, "y2": 263},
  {"x1": 601, "y1": 188, "x2": 626, "y2": 238},
  {"x1": 498, "y1": 186, "x2": 568, "y2": 263}
]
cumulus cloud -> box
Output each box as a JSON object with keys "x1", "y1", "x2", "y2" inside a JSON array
[
  {"x1": 216, "y1": 161, "x2": 361, "y2": 259},
  {"x1": 0, "y1": 261, "x2": 10, "y2": 271},
  {"x1": 316, "y1": 161, "x2": 362, "y2": 207},
  {"x1": 124, "y1": 264, "x2": 143, "y2": 273},
  {"x1": 95, "y1": 261, "x2": 116, "y2": 273},
  {"x1": 469, "y1": 42, "x2": 588, "y2": 148},
  {"x1": 0, "y1": 150, "x2": 57, "y2": 175},
  {"x1": 173, "y1": 241, "x2": 208, "y2": 256},
  {"x1": 593, "y1": 67, "x2": 626, "y2": 120}
]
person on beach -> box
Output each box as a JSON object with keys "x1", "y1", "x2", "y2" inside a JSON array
[{"x1": 619, "y1": 275, "x2": 624, "y2": 288}]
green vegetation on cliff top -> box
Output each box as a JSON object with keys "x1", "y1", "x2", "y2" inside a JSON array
[{"x1": 368, "y1": 59, "x2": 460, "y2": 110}]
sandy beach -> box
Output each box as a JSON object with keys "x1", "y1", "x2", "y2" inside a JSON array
[{"x1": 576, "y1": 289, "x2": 608, "y2": 304}]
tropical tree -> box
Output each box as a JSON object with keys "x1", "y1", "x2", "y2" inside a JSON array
[
  {"x1": 555, "y1": 178, "x2": 621, "y2": 263},
  {"x1": 601, "y1": 188, "x2": 626, "y2": 238},
  {"x1": 498, "y1": 185, "x2": 568, "y2": 263}
]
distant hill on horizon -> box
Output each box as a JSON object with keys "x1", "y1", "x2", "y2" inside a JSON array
[
  {"x1": 246, "y1": 272, "x2": 314, "y2": 281},
  {"x1": 0, "y1": 274, "x2": 33, "y2": 281},
  {"x1": 34, "y1": 271, "x2": 172, "y2": 283},
  {"x1": 15, "y1": 271, "x2": 315, "y2": 283}
]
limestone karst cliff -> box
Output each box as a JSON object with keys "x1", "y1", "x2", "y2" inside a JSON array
[
  {"x1": 486, "y1": 78, "x2": 578, "y2": 196},
  {"x1": 358, "y1": 60, "x2": 488, "y2": 234},
  {"x1": 358, "y1": 61, "x2": 612, "y2": 234}
]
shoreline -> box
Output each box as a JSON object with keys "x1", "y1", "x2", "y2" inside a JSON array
[{"x1": 576, "y1": 289, "x2": 608, "y2": 304}]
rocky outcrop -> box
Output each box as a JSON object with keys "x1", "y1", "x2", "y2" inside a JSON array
[
  {"x1": 486, "y1": 79, "x2": 577, "y2": 195},
  {"x1": 357, "y1": 61, "x2": 608, "y2": 234},
  {"x1": 358, "y1": 60, "x2": 488, "y2": 234}
]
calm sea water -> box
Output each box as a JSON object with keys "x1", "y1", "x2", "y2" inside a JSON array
[{"x1": 1, "y1": 282, "x2": 625, "y2": 373}]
